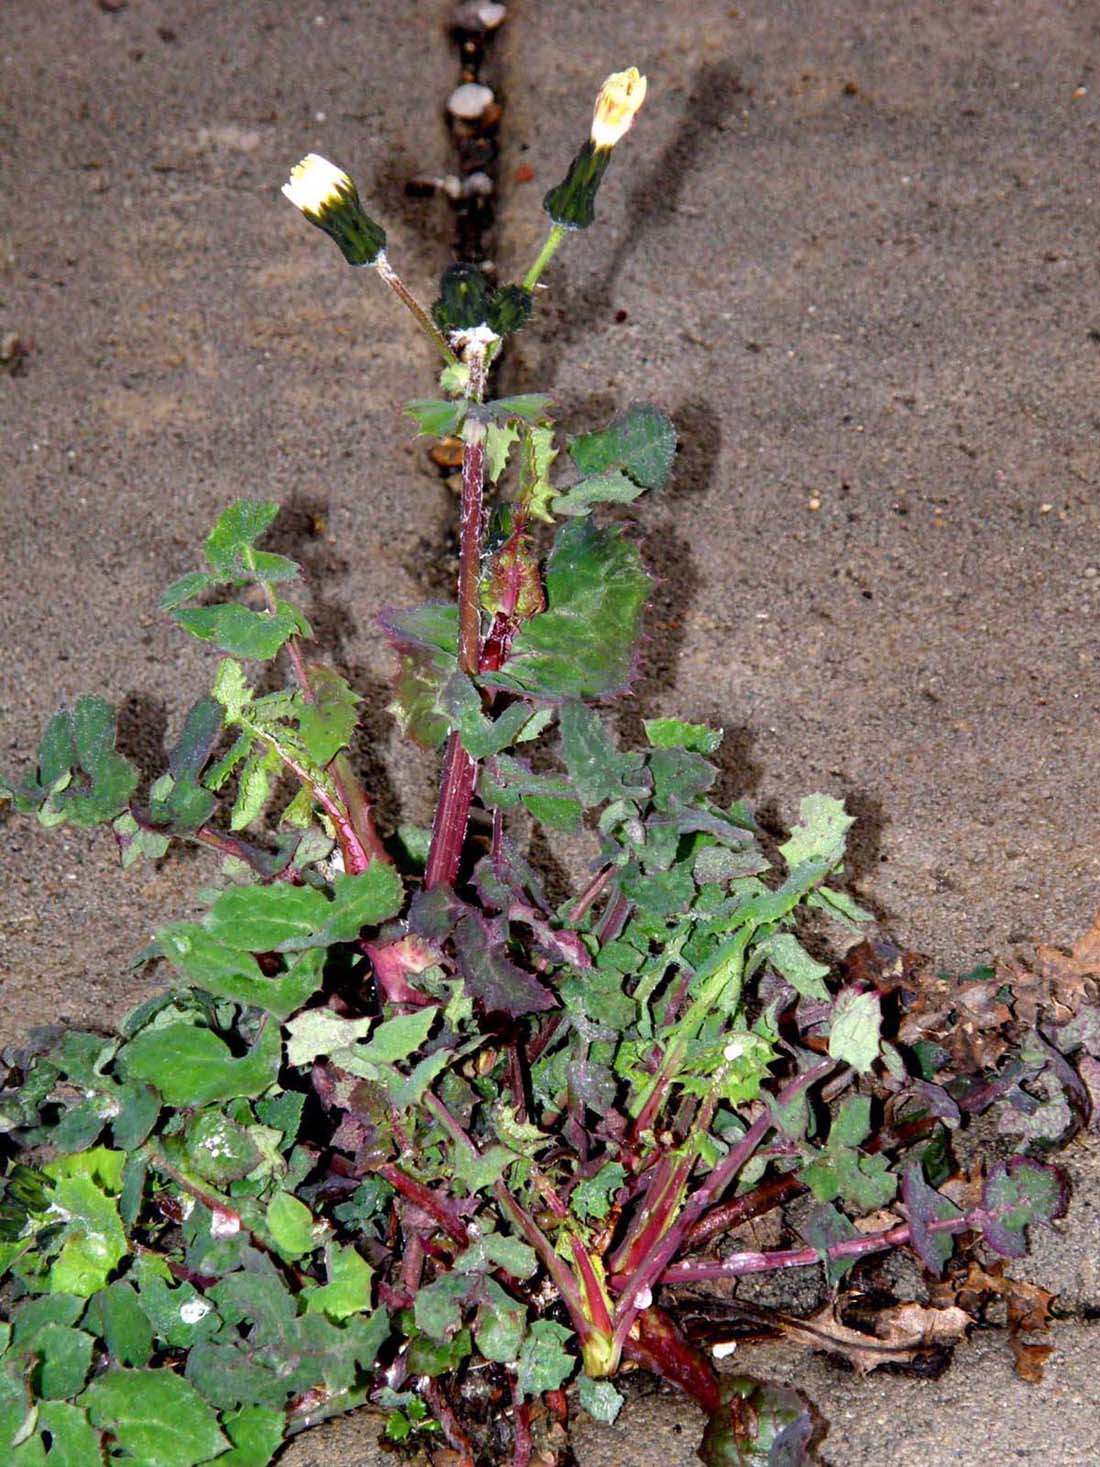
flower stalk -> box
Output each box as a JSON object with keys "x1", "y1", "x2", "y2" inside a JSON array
[{"x1": 424, "y1": 339, "x2": 490, "y2": 889}]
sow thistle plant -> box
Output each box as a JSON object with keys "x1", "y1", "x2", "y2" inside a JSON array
[{"x1": 1, "y1": 65, "x2": 1094, "y2": 1467}]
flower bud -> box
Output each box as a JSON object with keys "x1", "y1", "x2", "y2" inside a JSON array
[
  {"x1": 487, "y1": 284, "x2": 533, "y2": 337},
  {"x1": 590, "y1": 67, "x2": 647, "y2": 150},
  {"x1": 431, "y1": 263, "x2": 494, "y2": 333},
  {"x1": 543, "y1": 67, "x2": 647, "y2": 231},
  {"x1": 282, "y1": 153, "x2": 386, "y2": 267}
]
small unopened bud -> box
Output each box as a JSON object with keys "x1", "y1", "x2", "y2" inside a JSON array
[
  {"x1": 543, "y1": 66, "x2": 648, "y2": 230},
  {"x1": 487, "y1": 283, "x2": 532, "y2": 337},
  {"x1": 431, "y1": 262, "x2": 494, "y2": 333},
  {"x1": 282, "y1": 153, "x2": 386, "y2": 267}
]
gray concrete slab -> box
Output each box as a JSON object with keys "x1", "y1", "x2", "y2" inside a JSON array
[{"x1": 3, "y1": 1, "x2": 1100, "y2": 1463}]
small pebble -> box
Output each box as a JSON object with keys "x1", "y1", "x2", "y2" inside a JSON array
[
  {"x1": 1039, "y1": 502, "x2": 1053, "y2": 514},
  {"x1": 448, "y1": 82, "x2": 494, "y2": 120},
  {"x1": 1084, "y1": 567, "x2": 1098, "y2": 579},
  {"x1": 454, "y1": 0, "x2": 507, "y2": 27},
  {"x1": 807, "y1": 496, "x2": 821, "y2": 511}
]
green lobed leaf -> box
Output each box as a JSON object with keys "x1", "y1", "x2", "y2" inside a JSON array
[
  {"x1": 169, "y1": 698, "x2": 224, "y2": 782},
  {"x1": 827, "y1": 988, "x2": 882, "y2": 1074},
  {"x1": 201, "y1": 865, "x2": 402, "y2": 955},
  {"x1": 301, "y1": 866, "x2": 405, "y2": 948},
  {"x1": 551, "y1": 469, "x2": 645, "y2": 516},
  {"x1": 34, "y1": 698, "x2": 138, "y2": 829},
  {"x1": 157, "y1": 925, "x2": 325, "y2": 1020},
  {"x1": 485, "y1": 421, "x2": 520, "y2": 482},
  {"x1": 33, "y1": 1402, "x2": 104, "y2": 1467},
  {"x1": 304, "y1": 1244, "x2": 374, "y2": 1321},
  {"x1": 84, "y1": 1283, "x2": 153, "y2": 1369},
  {"x1": 404, "y1": 399, "x2": 468, "y2": 437},
  {"x1": 488, "y1": 393, "x2": 553, "y2": 423},
  {"x1": 353, "y1": 1007, "x2": 437, "y2": 1065},
  {"x1": 160, "y1": 570, "x2": 214, "y2": 612},
  {"x1": 203, "y1": 884, "x2": 331, "y2": 950},
  {"x1": 517, "y1": 423, "x2": 558, "y2": 523},
  {"x1": 183, "y1": 1110, "x2": 263, "y2": 1185},
  {"x1": 0, "y1": 1355, "x2": 33, "y2": 1451},
  {"x1": 296, "y1": 667, "x2": 360, "y2": 766},
  {"x1": 265, "y1": 1192, "x2": 317, "y2": 1259},
  {"x1": 780, "y1": 794, "x2": 853, "y2": 872},
  {"x1": 570, "y1": 1162, "x2": 626, "y2": 1223},
  {"x1": 559, "y1": 701, "x2": 649, "y2": 807},
  {"x1": 45, "y1": 1175, "x2": 127, "y2": 1298},
  {"x1": 285, "y1": 1009, "x2": 375, "y2": 1068},
  {"x1": 381, "y1": 603, "x2": 460, "y2": 750},
  {"x1": 481, "y1": 520, "x2": 648, "y2": 700},
  {"x1": 172, "y1": 602, "x2": 307, "y2": 661},
  {"x1": 578, "y1": 1375, "x2": 624, "y2": 1425},
  {"x1": 212, "y1": 659, "x2": 252, "y2": 722},
  {"x1": 474, "y1": 1278, "x2": 526, "y2": 1363},
  {"x1": 450, "y1": 1144, "x2": 515, "y2": 1196},
  {"x1": 80, "y1": 1368, "x2": 228, "y2": 1467},
  {"x1": 19, "y1": 1323, "x2": 94, "y2": 1400},
  {"x1": 216, "y1": 1406, "x2": 286, "y2": 1467},
  {"x1": 755, "y1": 932, "x2": 831, "y2": 1000},
  {"x1": 414, "y1": 1274, "x2": 469, "y2": 1341},
  {"x1": 121, "y1": 1021, "x2": 281, "y2": 1107},
  {"x1": 439, "y1": 671, "x2": 538, "y2": 760},
  {"x1": 644, "y1": 717, "x2": 723, "y2": 754},
  {"x1": 568, "y1": 403, "x2": 677, "y2": 490},
  {"x1": 203, "y1": 501, "x2": 281, "y2": 576},
  {"x1": 516, "y1": 1319, "x2": 575, "y2": 1395}
]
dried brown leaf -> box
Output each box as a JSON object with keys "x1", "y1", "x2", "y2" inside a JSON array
[
  {"x1": 1010, "y1": 1336, "x2": 1054, "y2": 1384},
  {"x1": 781, "y1": 1298, "x2": 969, "y2": 1376},
  {"x1": 873, "y1": 1302, "x2": 972, "y2": 1351}
]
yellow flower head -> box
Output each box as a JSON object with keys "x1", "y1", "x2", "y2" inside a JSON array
[
  {"x1": 590, "y1": 67, "x2": 647, "y2": 150},
  {"x1": 281, "y1": 153, "x2": 386, "y2": 267}
]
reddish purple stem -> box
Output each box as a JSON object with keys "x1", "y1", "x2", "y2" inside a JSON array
[
  {"x1": 660, "y1": 1213, "x2": 970, "y2": 1285},
  {"x1": 610, "y1": 1060, "x2": 836, "y2": 1354}
]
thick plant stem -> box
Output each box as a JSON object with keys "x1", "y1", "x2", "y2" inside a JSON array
[
  {"x1": 424, "y1": 344, "x2": 488, "y2": 889},
  {"x1": 661, "y1": 1212, "x2": 972, "y2": 1285},
  {"x1": 609, "y1": 1060, "x2": 836, "y2": 1353}
]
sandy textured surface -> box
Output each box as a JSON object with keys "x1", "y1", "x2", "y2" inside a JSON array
[{"x1": 2, "y1": 1, "x2": 1099, "y2": 1463}]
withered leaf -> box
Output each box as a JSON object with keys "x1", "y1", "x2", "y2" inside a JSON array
[{"x1": 778, "y1": 1297, "x2": 969, "y2": 1376}]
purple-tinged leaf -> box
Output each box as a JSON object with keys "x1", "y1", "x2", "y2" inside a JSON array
[
  {"x1": 453, "y1": 914, "x2": 556, "y2": 1018},
  {"x1": 408, "y1": 885, "x2": 467, "y2": 943},
  {"x1": 380, "y1": 602, "x2": 459, "y2": 751},
  {"x1": 974, "y1": 1157, "x2": 1069, "y2": 1259},
  {"x1": 799, "y1": 1204, "x2": 859, "y2": 1285},
  {"x1": 481, "y1": 520, "x2": 649, "y2": 701},
  {"x1": 169, "y1": 697, "x2": 224, "y2": 782},
  {"x1": 902, "y1": 1079, "x2": 961, "y2": 1125},
  {"x1": 901, "y1": 1165, "x2": 963, "y2": 1276},
  {"x1": 698, "y1": 1376, "x2": 823, "y2": 1466},
  {"x1": 1051, "y1": 1002, "x2": 1100, "y2": 1058}
]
